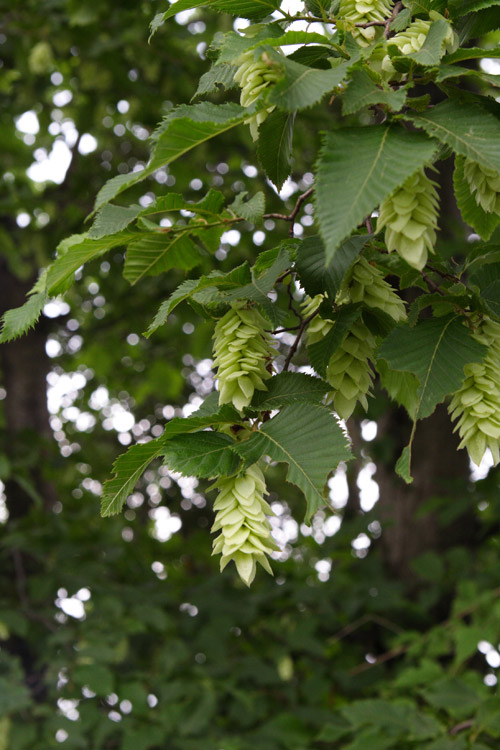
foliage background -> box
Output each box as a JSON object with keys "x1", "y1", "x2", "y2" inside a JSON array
[{"x1": 2, "y1": 0, "x2": 500, "y2": 748}]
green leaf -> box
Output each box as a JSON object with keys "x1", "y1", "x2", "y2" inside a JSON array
[
  {"x1": 101, "y1": 401, "x2": 243, "y2": 515},
  {"x1": 308, "y1": 305, "x2": 361, "y2": 379},
  {"x1": 390, "y1": 7, "x2": 411, "y2": 31},
  {"x1": 257, "y1": 109, "x2": 295, "y2": 191},
  {"x1": 229, "y1": 191, "x2": 265, "y2": 222},
  {"x1": 378, "y1": 316, "x2": 488, "y2": 421},
  {"x1": 101, "y1": 439, "x2": 166, "y2": 516},
  {"x1": 223, "y1": 246, "x2": 290, "y2": 326},
  {"x1": 162, "y1": 432, "x2": 240, "y2": 478},
  {"x1": 315, "y1": 125, "x2": 437, "y2": 262},
  {"x1": 266, "y1": 50, "x2": 351, "y2": 111},
  {"x1": 443, "y1": 46, "x2": 500, "y2": 64},
  {"x1": 144, "y1": 264, "x2": 252, "y2": 337},
  {"x1": 153, "y1": 0, "x2": 282, "y2": 26},
  {"x1": 192, "y1": 63, "x2": 237, "y2": 100},
  {"x1": 342, "y1": 69, "x2": 407, "y2": 115},
  {"x1": 89, "y1": 204, "x2": 143, "y2": 240},
  {"x1": 0, "y1": 291, "x2": 46, "y2": 343},
  {"x1": 249, "y1": 372, "x2": 331, "y2": 410},
  {"x1": 145, "y1": 279, "x2": 201, "y2": 337},
  {"x1": 379, "y1": 316, "x2": 487, "y2": 482},
  {"x1": 232, "y1": 403, "x2": 352, "y2": 520},
  {"x1": 376, "y1": 359, "x2": 419, "y2": 419},
  {"x1": 450, "y1": 0, "x2": 500, "y2": 15},
  {"x1": 421, "y1": 677, "x2": 481, "y2": 717},
  {"x1": 411, "y1": 99, "x2": 500, "y2": 173},
  {"x1": 47, "y1": 231, "x2": 137, "y2": 296},
  {"x1": 341, "y1": 699, "x2": 442, "y2": 740},
  {"x1": 405, "y1": 18, "x2": 451, "y2": 67},
  {"x1": 123, "y1": 232, "x2": 202, "y2": 284},
  {"x1": 94, "y1": 103, "x2": 251, "y2": 210},
  {"x1": 296, "y1": 234, "x2": 368, "y2": 300},
  {"x1": 453, "y1": 155, "x2": 500, "y2": 241}
]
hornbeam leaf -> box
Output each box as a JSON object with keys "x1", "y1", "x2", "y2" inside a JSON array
[
  {"x1": 229, "y1": 191, "x2": 265, "y2": 223},
  {"x1": 144, "y1": 264, "x2": 252, "y2": 337},
  {"x1": 296, "y1": 234, "x2": 368, "y2": 300},
  {"x1": 123, "y1": 232, "x2": 202, "y2": 284},
  {"x1": 232, "y1": 403, "x2": 352, "y2": 520},
  {"x1": 145, "y1": 280, "x2": 202, "y2": 337},
  {"x1": 378, "y1": 317, "x2": 487, "y2": 483},
  {"x1": 267, "y1": 52, "x2": 351, "y2": 111},
  {"x1": 93, "y1": 103, "x2": 251, "y2": 210},
  {"x1": 315, "y1": 125, "x2": 437, "y2": 262},
  {"x1": 89, "y1": 204, "x2": 143, "y2": 240},
  {"x1": 308, "y1": 305, "x2": 361, "y2": 379},
  {"x1": 443, "y1": 46, "x2": 500, "y2": 63},
  {"x1": 376, "y1": 359, "x2": 419, "y2": 419},
  {"x1": 47, "y1": 231, "x2": 139, "y2": 296},
  {"x1": 342, "y1": 69, "x2": 407, "y2": 116},
  {"x1": 101, "y1": 402, "x2": 242, "y2": 515},
  {"x1": 101, "y1": 440, "x2": 166, "y2": 517},
  {"x1": 453, "y1": 155, "x2": 500, "y2": 241},
  {"x1": 151, "y1": 0, "x2": 281, "y2": 31},
  {"x1": 162, "y1": 432, "x2": 240, "y2": 478},
  {"x1": 378, "y1": 316, "x2": 487, "y2": 420},
  {"x1": 0, "y1": 291, "x2": 47, "y2": 343},
  {"x1": 405, "y1": 18, "x2": 451, "y2": 66},
  {"x1": 249, "y1": 372, "x2": 331, "y2": 410},
  {"x1": 411, "y1": 100, "x2": 500, "y2": 173},
  {"x1": 223, "y1": 247, "x2": 290, "y2": 326},
  {"x1": 257, "y1": 109, "x2": 295, "y2": 191},
  {"x1": 192, "y1": 64, "x2": 238, "y2": 100}
]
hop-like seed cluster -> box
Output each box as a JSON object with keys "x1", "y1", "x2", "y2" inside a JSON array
[
  {"x1": 381, "y1": 18, "x2": 457, "y2": 77},
  {"x1": 302, "y1": 295, "x2": 376, "y2": 419},
  {"x1": 327, "y1": 319, "x2": 376, "y2": 419},
  {"x1": 338, "y1": 0, "x2": 393, "y2": 46},
  {"x1": 211, "y1": 464, "x2": 277, "y2": 586},
  {"x1": 339, "y1": 256, "x2": 407, "y2": 322},
  {"x1": 302, "y1": 294, "x2": 333, "y2": 345},
  {"x1": 233, "y1": 50, "x2": 281, "y2": 140},
  {"x1": 449, "y1": 318, "x2": 500, "y2": 467},
  {"x1": 377, "y1": 168, "x2": 439, "y2": 270},
  {"x1": 463, "y1": 158, "x2": 500, "y2": 215},
  {"x1": 213, "y1": 304, "x2": 274, "y2": 412}
]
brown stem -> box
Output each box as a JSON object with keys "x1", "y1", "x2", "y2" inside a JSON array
[{"x1": 282, "y1": 311, "x2": 318, "y2": 371}]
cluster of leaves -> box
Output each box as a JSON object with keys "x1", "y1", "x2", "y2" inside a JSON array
[{"x1": 6, "y1": 0, "x2": 498, "y2": 517}]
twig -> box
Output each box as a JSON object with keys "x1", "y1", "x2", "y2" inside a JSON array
[
  {"x1": 450, "y1": 720, "x2": 474, "y2": 736},
  {"x1": 349, "y1": 585, "x2": 500, "y2": 676},
  {"x1": 365, "y1": 216, "x2": 373, "y2": 234},
  {"x1": 421, "y1": 272, "x2": 446, "y2": 296},
  {"x1": 385, "y1": 1, "x2": 402, "y2": 38},
  {"x1": 329, "y1": 613, "x2": 404, "y2": 644},
  {"x1": 282, "y1": 311, "x2": 318, "y2": 371}
]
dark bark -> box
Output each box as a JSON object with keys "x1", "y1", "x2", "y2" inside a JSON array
[
  {"x1": 376, "y1": 403, "x2": 474, "y2": 584},
  {"x1": 0, "y1": 261, "x2": 56, "y2": 519}
]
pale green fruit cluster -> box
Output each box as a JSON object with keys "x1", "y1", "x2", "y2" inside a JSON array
[
  {"x1": 302, "y1": 294, "x2": 334, "y2": 346},
  {"x1": 449, "y1": 318, "x2": 500, "y2": 467},
  {"x1": 233, "y1": 50, "x2": 281, "y2": 140},
  {"x1": 381, "y1": 18, "x2": 457, "y2": 77},
  {"x1": 211, "y1": 464, "x2": 277, "y2": 586},
  {"x1": 338, "y1": 0, "x2": 392, "y2": 46},
  {"x1": 327, "y1": 319, "x2": 376, "y2": 419},
  {"x1": 463, "y1": 158, "x2": 500, "y2": 215},
  {"x1": 213, "y1": 304, "x2": 274, "y2": 412},
  {"x1": 377, "y1": 168, "x2": 439, "y2": 270},
  {"x1": 302, "y1": 295, "x2": 375, "y2": 419},
  {"x1": 339, "y1": 256, "x2": 407, "y2": 322}
]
